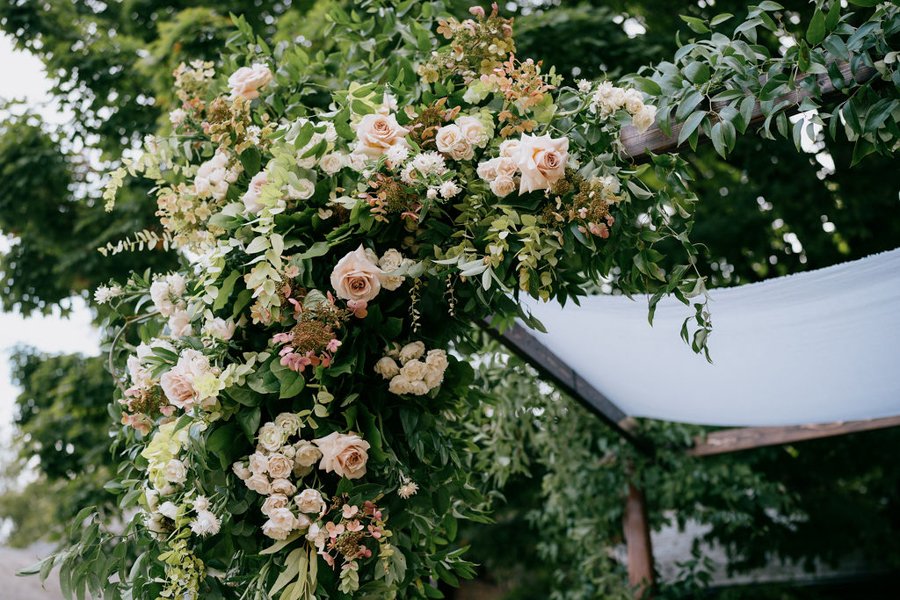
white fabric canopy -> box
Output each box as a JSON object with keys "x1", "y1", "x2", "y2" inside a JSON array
[{"x1": 522, "y1": 249, "x2": 900, "y2": 427}]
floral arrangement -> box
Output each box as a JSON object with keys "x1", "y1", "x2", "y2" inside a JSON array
[{"x1": 89, "y1": 3, "x2": 711, "y2": 599}]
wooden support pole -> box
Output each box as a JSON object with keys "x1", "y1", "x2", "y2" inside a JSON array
[
  {"x1": 689, "y1": 415, "x2": 900, "y2": 457},
  {"x1": 623, "y1": 480, "x2": 655, "y2": 598}
]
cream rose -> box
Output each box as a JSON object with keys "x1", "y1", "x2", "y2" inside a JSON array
[
  {"x1": 168, "y1": 309, "x2": 192, "y2": 338},
  {"x1": 435, "y1": 124, "x2": 475, "y2": 161},
  {"x1": 319, "y1": 153, "x2": 344, "y2": 175},
  {"x1": 399, "y1": 342, "x2": 425, "y2": 364},
  {"x1": 203, "y1": 317, "x2": 235, "y2": 341},
  {"x1": 294, "y1": 441, "x2": 322, "y2": 468},
  {"x1": 248, "y1": 451, "x2": 268, "y2": 475},
  {"x1": 245, "y1": 473, "x2": 272, "y2": 495},
  {"x1": 354, "y1": 113, "x2": 410, "y2": 158},
  {"x1": 267, "y1": 453, "x2": 293, "y2": 479},
  {"x1": 623, "y1": 89, "x2": 645, "y2": 115},
  {"x1": 228, "y1": 64, "x2": 273, "y2": 100},
  {"x1": 633, "y1": 105, "x2": 657, "y2": 134},
  {"x1": 314, "y1": 432, "x2": 370, "y2": 480},
  {"x1": 163, "y1": 459, "x2": 187, "y2": 484},
  {"x1": 374, "y1": 357, "x2": 401, "y2": 380},
  {"x1": 490, "y1": 175, "x2": 517, "y2": 198},
  {"x1": 271, "y1": 478, "x2": 297, "y2": 496},
  {"x1": 295, "y1": 488, "x2": 326, "y2": 514},
  {"x1": 456, "y1": 115, "x2": 491, "y2": 147},
  {"x1": 160, "y1": 349, "x2": 215, "y2": 410},
  {"x1": 262, "y1": 507, "x2": 296, "y2": 540},
  {"x1": 400, "y1": 359, "x2": 429, "y2": 381},
  {"x1": 499, "y1": 139, "x2": 520, "y2": 158},
  {"x1": 330, "y1": 245, "x2": 384, "y2": 304},
  {"x1": 232, "y1": 462, "x2": 251, "y2": 481},
  {"x1": 262, "y1": 494, "x2": 289, "y2": 517},
  {"x1": 513, "y1": 133, "x2": 569, "y2": 194},
  {"x1": 242, "y1": 171, "x2": 268, "y2": 214},
  {"x1": 476, "y1": 159, "x2": 499, "y2": 182},
  {"x1": 258, "y1": 422, "x2": 286, "y2": 453}
]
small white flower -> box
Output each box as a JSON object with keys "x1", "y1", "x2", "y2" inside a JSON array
[
  {"x1": 163, "y1": 459, "x2": 187, "y2": 485},
  {"x1": 169, "y1": 108, "x2": 187, "y2": 126},
  {"x1": 94, "y1": 284, "x2": 122, "y2": 304},
  {"x1": 426, "y1": 187, "x2": 438, "y2": 200},
  {"x1": 190, "y1": 509, "x2": 221, "y2": 536},
  {"x1": 439, "y1": 180, "x2": 461, "y2": 199},
  {"x1": 385, "y1": 143, "x2": 410, "y2": 166},
  {"x1": 577, "y1": 79, "x2": 593, "y2": 93},
  {"x1": 398, "y1": 481, "x2": 419, "y2": 499},
  {"x1": 193, "y1": 496, "x2": 210, "y2": 512}
]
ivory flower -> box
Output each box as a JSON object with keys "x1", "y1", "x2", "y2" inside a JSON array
[
  {"x1": 162, "y1": 459, "x2": 187, "y2": 485},
  {"x1": 168, "y1": 309, "x2": 193, "y2": 338},
  {"x1": 242, "y1": 171, "x2": 269, "y2": 215},
  {"x1": 267, "y1": 453, "x2": 293, "y2": 479},
  {"x1": 456, "y1": 115, "x2": 491, "y2": 147},
  {"x1": 435, "y1": 124, "x2": 474, "y2": 161},
  {"x1": 190, "y1": 510, "x2": 221, "y2": 536},
  {"x1": 632, "y1": 105, "x2": 657, "y2": 134},
  {"x1": 228, "y1": 64, "x2": 273, "y2": 100},
  {"x1": 330, "y1": 246, "x2": 384, "y2": 304},
  {"x1": 262, "y1": 494, "x2": 289, "y2": 517},
  {"x1": 246, "y1": 473, "x2": 272, "y2": 495},
  {"x1": 294, "y1": 441, "x2": 323, "y2": 468},
  {"x1": 319, "y1": 153, "x2": 344, "y2": 175},
  {"x1": 490, "y1": 175, "x2": 517, "y2": 198},
  {"x1": 203, "y1": 317, "x2": 235, "y2": 341},
  {"x1": 354, "y1": 113, "x2": 410, "y2": 158},
  {"x1": 160, "y1": 349, "x2": 218, "y2": 411},
  {"x1": 295, "y1": 488, "x2": 326, "y2": 514},
  {"x1": 513, "y1": 133, "x2": 569, "y2": 194},
  {"x1": 262, "y1": 507, "x2": 297, "y2": 540},
  {"x1": 274, "y1": 413, "x2": 302, "y2": 436},
  {"x1": 314, "y1": 432, "x2": 370, "y2": 480},
  {"x1": 271, "y1": 478, "x2": 297, "y2": 496},
  {"x1": 374, "y1": 357, "x2": 401, "y2": 380},
  {"x1": 258, "y1": 422, "x2": 286, "y2": 452},
  {"x1": 399, "y1": 342, "x2": 425, "y2": 364}
]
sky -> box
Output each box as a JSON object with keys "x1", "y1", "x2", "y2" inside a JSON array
[{"x1": 0, "y1": 35, "x2": 100, "y2": 444}]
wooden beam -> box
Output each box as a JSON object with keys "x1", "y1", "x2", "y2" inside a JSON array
[
  {"x1": 689, "y1": 415, "x2": 900, "y2": 457},
  {"x1": 624, "y1": 480, "x2": 655, "y2": 598},
  {"x1": 621, "y1": 62, "x2": 878, "y2": 160},
  {"x1": 485, "y1": 320, "x2": 647, "y2": 450}
]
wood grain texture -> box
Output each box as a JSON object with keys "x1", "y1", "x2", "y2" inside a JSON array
[
  {"x1": 621, "y1": 62, "x2": 878, "y2": 160},
  {"x1": 689, "y1": 415, "x2": 900, "y2": 457},
  {"x1": 623, "y1": 480, "x2": 655, "y2": 597}
]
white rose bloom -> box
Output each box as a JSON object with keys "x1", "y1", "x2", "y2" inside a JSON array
[
  {"x1": 379, "y1": 249, "x2": 403, "y2": 271},
  {"x1": 232, "y1": 461, "x2": 252, "y2": 481},
  {"x1": 490, "y1": 175, "x2": 517, "y2": 198},
  {"x1": 374, "y1": 356, "x2": 401, "y2": 380},
  {"x1": 632, "y1": 104, "x2": 657, "y2": 134},
  {"x1": 353, "y1": 112, "x2": 410, "y2": 158},
  {"x1": 228, "y1": 64, "x2": 273, "y2": 100},
  {"x1": 271, "y1": 478, "x2": 297, "y2": 497},
  {"x1": 439, "y1": 180, "x2": 462, "y2": 199},
  {"x1": 319, "y1": 153, "x2": 344, "y2": 175},
  {"x1": 423, "y1": 364, "x2": 445, "y2": 389},
  {"x1": 499, "y1": 139, "x2": 520, "y2": 158},
  {"x1": 168, "y1": 309, "x2": 193, "y2": 338},
  {"x1": 242, "y1": 171, "x2": 269, "y2": 215},
  {"x1": 245, "y1": 473, "x2": 272, "y2": 495},
  {"x1": 623, "y1": 89, "x2": 645, "y2": 115},
  {"x1": 274, "y1": 413, "x2": 302, "y2": 436},
  {"x1": 147, "y1": 512, "x2": 167, "y2": 534},
  {"x1": 262, "y1": 507, "x2": 297, "y2": 540},
  {"x1": 456, "y1": 115, "x2": 490, "y2": 147},
  {"x1": 476, "y1": 159, "x2": 499, "y2": 182},
  {"x1": 346, "y1": 152, "x2": 369, "y2": 173},
  {"x1": 262, "y1": 494, "x2": 290, "y2": 517},
  {"x1": 163, "y1": 459, "x2": 187, "y2": 485},
  {"x1": 150, "y1": 280, "x2": 176, "y2": 317},
  {"x1": 145, "y1": 488, "x2": 160, "y2": 511},
  {"x1": 295, "y1": 488, "x2": 326, "y2": 514},
  {"x1": 287, "y1": 178, "x2": 316, "y2": 200},
  {"x1": 267, "y1": 453, "x2": 294, "y2": 480},
  {"x1": 190, "y1": 509, "x2": 221, "y2": 536},
  {"x1": 203, "y1": 317, "x2": 235, "y2": 341},
  {"x1": 400, "y1": 359, "x2": 429, "y2": 381},
  {"x1": 294, "y1": 440, "x2": 323, "y2": 468},
  {"x1": 158, "y1": 501, "x2": 179, "y2": 520},
  {"x1": 248, "y1": 451, "x2": 269, "y2": 474},
  {"x1": 258, "y1": 422, "x2": 287, "y2": 452},
  {"x1": 398, "y1": 342, "x2": 426, "y2": 364}
]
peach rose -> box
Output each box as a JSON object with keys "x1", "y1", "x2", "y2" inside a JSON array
[
  {"x1": 513, "y1": 133, "x2": 569, "y2": 194},
  {"x1": 435, "y1": 124, "x2": 474, "y2": 161},
  {"x1": 228, "y1": 64, "x2": 273, "y2": 100},
  {"x1": 354, "y1": 113, "x2": 410, "y2": 158},
  {"x1": 456, "y1": 115, "x2": 490, "y2": 147},
  {"x1": 267, "y1": 453, "x2": 293, "y2": 479},
  {"x1": 490, "y1": 175, "x2": 517, "y2": 198},
  {"x1": 314, "y1": 432, "x2": 370, "y2": 480},
  {"x1": 330, "y1": 245, "x2": 384, "y2": 304}
]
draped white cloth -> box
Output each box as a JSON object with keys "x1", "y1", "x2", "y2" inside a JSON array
[{"x1": 522, "y1": 249, "x2": 900, "y2": 426}]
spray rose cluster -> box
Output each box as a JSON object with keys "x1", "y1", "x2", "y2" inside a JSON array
[{"x1": 375, "y1": 341, "x2": 450, "y2": 396}]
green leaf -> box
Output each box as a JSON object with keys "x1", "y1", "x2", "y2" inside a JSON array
[
  {"x1": 677, "y1": 110, "x2": 706, "y2": 146},
  {"x1": 806, "y1": 9, "x2": 826, "y2": 45},
  {"x1": 825, "y1": 0, "x2": 841, "y2": 32},
  {"x1": 237, "y1": 406, "x2": 261, "y2": 442},
  {"x1": 710, "y1": 13, "x2": 734, "y2": 26},
  {"x1": 683, "y1": 61, "x2": 710, "y2": 84},
  {"x1": 680, "y1": 15, "x2": 710, "y2": 34},
  {"x1": 847, "y1": 0, "x2": 878, "y2": 6},
  {"x1": 239, "y1": 147, "x2": 262, "y2": 176},
  {"x1": 757, "y1": 1, "x2": 784, "y2": 10},
  {"x1": 213, "y1": 270, "x2": 240, "y2": 311},
  {"x1": 630, "y1": 76, "x2": 661, "y2": 96},
  {"x1": 711, "y1": 122, "x2": 727, "y2": 158}
]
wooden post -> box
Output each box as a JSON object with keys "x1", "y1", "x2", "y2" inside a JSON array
[{"x1": 623, "y1": 481, "x2": 655, "y2": 598}]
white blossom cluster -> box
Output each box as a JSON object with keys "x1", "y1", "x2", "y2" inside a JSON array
[
  {"x1": 581, "y1": 80, "x2": 658, "y2": 133},
  {"x1": 375, "y1": 341, "x2": 449, "y2": 396}
]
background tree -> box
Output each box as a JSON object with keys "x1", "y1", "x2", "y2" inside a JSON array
[{"x1": 0, "y1": 1, "x2": 898, "y2": 598}]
